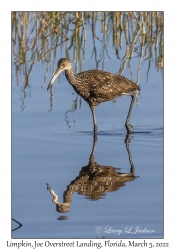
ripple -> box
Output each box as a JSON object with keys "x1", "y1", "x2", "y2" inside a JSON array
[{"x1": 73, "y1": 125, "x2": 163, "y2": 137}]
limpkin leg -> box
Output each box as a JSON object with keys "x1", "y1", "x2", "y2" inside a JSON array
[
  {"x1": 90, "y1": 106, "x2": 98, "y2": 133},
  {"x1": 125, "y1": 94, "x2": 136, "y2": 134}
]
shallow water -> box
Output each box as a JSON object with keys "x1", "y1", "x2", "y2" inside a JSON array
[
  {"x1": 12, "y1": 80, "x2": 163, "y2": 238},
  {"x1": 12, "y1": 27, "x2": 163, "y2": 238}
]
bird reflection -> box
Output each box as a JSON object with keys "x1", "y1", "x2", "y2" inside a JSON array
[{"x1": 46, "y1": 132, "x2": 138, "y2": 213}]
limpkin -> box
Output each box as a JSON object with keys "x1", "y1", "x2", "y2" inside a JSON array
[{"x1": 47, "y1": 58, "x2": 140, "y2": 133}]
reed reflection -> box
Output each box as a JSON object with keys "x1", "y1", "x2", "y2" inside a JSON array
[
  {"x1": 46, "y1": 131, "x2": 138, "y2": 214},
  {"x1": 12, "y1": 218, "x2": 22, "y2": 231}
]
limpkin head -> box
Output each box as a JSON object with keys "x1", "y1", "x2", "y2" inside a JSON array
[{"x1": 47, "y1": 58, "x2": 72, "y2": 90}]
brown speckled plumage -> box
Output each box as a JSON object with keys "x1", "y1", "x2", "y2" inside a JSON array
[{"x1": 47, "y1": 58, "x2": 140, "y2": 133}]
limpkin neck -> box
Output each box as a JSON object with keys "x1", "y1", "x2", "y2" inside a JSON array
[{"x1": 65, "y1": 67, "x2": 77, "y2": 86}]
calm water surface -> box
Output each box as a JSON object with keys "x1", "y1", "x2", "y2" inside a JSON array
[{"x1": 12, "y1": 32, "x2": 163, "y2": 238}]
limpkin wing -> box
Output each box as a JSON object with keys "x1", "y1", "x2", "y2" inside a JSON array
[{"x1": 79, "y1": 70, "x2": 139, "y2": 101}]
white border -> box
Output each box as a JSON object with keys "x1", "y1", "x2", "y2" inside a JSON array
[{"x1": 0, "y1": 1, "x2": 174, "y2": 249}]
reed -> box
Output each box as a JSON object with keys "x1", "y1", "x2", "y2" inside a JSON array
[{"x1": 12, "y1": 11, "x2": 163, "y2": 111}]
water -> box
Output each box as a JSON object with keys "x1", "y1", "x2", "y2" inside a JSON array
[{"x1": 12, "y1": 27, "x2": 163, "y2": 239}]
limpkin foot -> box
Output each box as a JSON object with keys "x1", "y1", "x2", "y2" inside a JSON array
[
  {"x1": 125, "y1": 121, "x2": 133, "y2": 134},
  {"x1": 94, "y1": 125, "x2": 98, "y2": 134}
]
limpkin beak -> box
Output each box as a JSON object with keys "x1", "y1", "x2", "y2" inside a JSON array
[{"x1": 47, "y1": 67, "x2": 63, "y2": 91}]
